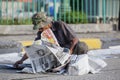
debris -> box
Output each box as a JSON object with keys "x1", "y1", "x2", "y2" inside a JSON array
[
  {"x1": 68, "y1": 54, "x2": 89, "y2": 75},
  {"x1": 0, "y1": 53, "x2": 22, "y2": 64},
  {"x1": 88, "y1": 56, "x2": 107, "y2": 74},
  {"x1": 17, "y1": 67, "x2": 33, "y2": 73},
  {"x1": 25, "y1": 45, "x2": 70, "y2": 73}
]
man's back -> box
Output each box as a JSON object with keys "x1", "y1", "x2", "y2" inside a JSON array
[{"x1": 51, "y1": 21, "x2": 78, "y2": 49}]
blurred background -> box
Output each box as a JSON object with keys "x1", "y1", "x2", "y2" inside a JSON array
[{"x1": 0, "y1": 0, "x2": 119, "y2": 26}]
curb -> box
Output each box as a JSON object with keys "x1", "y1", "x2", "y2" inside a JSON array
[
  {"x1": 0, "y1": 24, "x2": 113, "y2": 35},
  {"x1": 20, "y1": 38, "x2": 102, "y2": 50}
]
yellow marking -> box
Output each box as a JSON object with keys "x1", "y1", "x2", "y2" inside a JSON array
[
  {"x1": 19, "y1": 41, "x2": 33, "y2": 47},
  {"x1": 20, "y1": 38, "x2": 102, "y2": 50},
  {"x1": 19, "y1": 41, "x2": 33, "y2": 53},
  {"x1": 80, "y1": 38, "x2": 102, "y2": 50}
]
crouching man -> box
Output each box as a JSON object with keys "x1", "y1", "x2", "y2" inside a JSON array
[{"x1": 14, "y1": 12, "x2": 88, "y2": 69}]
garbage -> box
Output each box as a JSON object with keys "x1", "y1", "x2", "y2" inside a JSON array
[
  {"x1": 68, "y1": 54, "x2": 107, "y2": 75},
  {"x1": 0, "y1": 53, "x2": 22, "y2": 64},
  {"x1": 0, "y1": 52, "x2": 31, "y2": 66},
  {"x1": 17, "y1": 67, "x2": 33, "y2": 73},
  {"x1": 25, "y1": 45, "x2": 71, "y2": 73},
  {"x1": 0, "y1": 64, "x2": 31, "y2": 70},
  {"x1": 68, "y1": 54, "x2": 89, "y2": 75},
  {"x1": 88, "y1": 56, "x2": 107, "y2": 74},
  {"x1": 1, "y1": 28, "x2": 120, "y2": 76},
  {"x1": 1, "y1": 46, "x2": 120, "y2": 75},
  {"x1": 41, "y1": 29, "x2": 59, "y2": 46},
  {"x1": 15, "y1": 28, "x2": 119, "y2": 75}
]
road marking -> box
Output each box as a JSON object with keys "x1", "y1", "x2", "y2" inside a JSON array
[
  {"x1": 20, "y1": 38, "x2": 102, "y2": 50},
  {"x1": 80, "y1": 38, "x2": 102, "y2": 50}
]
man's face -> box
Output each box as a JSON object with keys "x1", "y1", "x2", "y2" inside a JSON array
[{"x1": 40, "y1": 25, "x2": 50, "y2": 31}]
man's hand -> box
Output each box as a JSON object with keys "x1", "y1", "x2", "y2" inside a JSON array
[
  {"x1": 13, "y1": 53, "x2": 28, "y2": 68},
  {"x1": 70, "y1": 38, "x2": 78, "y2": 54},
  {"x1": 13, "y1": 60, "x2": 23, "y2": 68},
  {"x1": 70, "y1": 49, "x2": 73, "y2": 54}
]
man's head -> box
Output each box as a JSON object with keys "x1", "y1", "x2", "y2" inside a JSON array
[{"x1": 32, "y1": 12, "x2": 52, "y2": 30}]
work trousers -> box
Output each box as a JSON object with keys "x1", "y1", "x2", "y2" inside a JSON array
[{"x1": 72, "y1": 41, "x2": 88, "y2": 55}]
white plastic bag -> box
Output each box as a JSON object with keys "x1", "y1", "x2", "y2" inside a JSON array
[
  {"x1": 68, "y1": 54, "x2": 89, "y2": 75},
  {"x1": 88, "y1": 56, "x2": 107, "y2": 74}
]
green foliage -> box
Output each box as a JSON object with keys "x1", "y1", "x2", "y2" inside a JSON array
[
  {"x1": 0, "y1": 19, "x2": 32, "y2": 25},
  {"x1": 60, "y1": 11, "x2": 88, "y2": 24}
]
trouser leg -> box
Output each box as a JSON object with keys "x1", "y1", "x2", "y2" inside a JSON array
[{"x1": 72, "y1": 41, "x2": 88, "y2": 55}]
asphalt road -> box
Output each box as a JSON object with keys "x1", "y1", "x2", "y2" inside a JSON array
[
  {"x1": 0, "y1": 56, "x2": 120, "y2": 80},
  {"x1": 0, "y1": 32, "x2": 120, "y2": 80}
]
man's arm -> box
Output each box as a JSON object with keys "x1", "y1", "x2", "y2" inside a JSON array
[
  {"x1": 60, "y1": 21, "x2": 79, "y2": 54},
  {"x1": 14, "y1": 53, "x2": 28, "y2": 68},
  {"x1": 70, "y1": 38, "x2": 78, "y2": 54},
  {"x1": 19, "y1": 53, "x2": 28, "y2": 62}
]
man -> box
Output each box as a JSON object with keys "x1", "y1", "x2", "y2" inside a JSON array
[{"x1": 14, "y1": 12, "x2": 88, "y2": 68}]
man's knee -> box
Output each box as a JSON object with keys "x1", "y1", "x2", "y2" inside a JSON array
[
  {"x1": 79, "y1": 42, "x2": 88, "y2": 54},
  {"x1": 72, "y1": 41, "x2": 88, "y2": 55}
]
